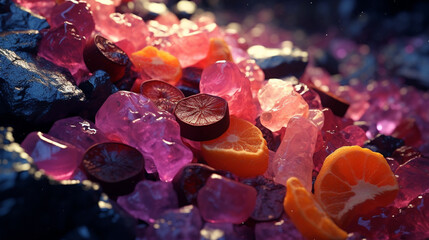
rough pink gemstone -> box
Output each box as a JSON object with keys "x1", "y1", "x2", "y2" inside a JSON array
[
  {"x1": 273, "y1": 116, "x2": 318, "y2": 190},
  {"x1": 200, "y1": 61, "x2": 257, "y2": 122},
  {"x1": 393, "y1": 157, "x2": 429, "y2": 208},
  {"x1": 49, "y1": 0, "x2": 95, "y2": 39},
  {"x1": 258, "y1": 79, "x2": 309, "y2": 132},
  {"x1": 308, "y1": 109, "x2": 325, "y2": 130},
  {"x1": 263, "y1": 150, "x2": 277, "y2": 180},
  {"x1": 255, "y1": 214, "x2": 305, "y2": 240},
  {"x1": 340, "y1": 125, "x2": 367, "y2": 146},
  {"x1": 97, "y1": 13, "x2": 149, "y2": 56},
  {"x1": 95, "y1": 91, "x2": 193, "y2": 181},
  {"x1": 197, "y1": 174, "x2": 257, "y2": 224},
  {"x1": 48, "y1": 116, "x2": 109, "y2": 152},
  {"x1": 21, "y1": 132, "x2": 83, "y2": 180},
  {"x1": 200, "y1": 222, "x2": 253, "y2": 240},
  {"x1": 117, "y1": 180, "x2": 178, "y2": 223},
  {"x1": 14, "y1": 0, "x2": 55, "y2": 17},
  {"x1": 85, "y1": 0, "x2": 115, "y2": 31},
  {"x1": 237, "y1": 59, "x2": 265, "y2": 101},
  {"x1": 38, "y1": 21, "x2": 88, "y2": 84},
  {"x1": 294, "y1": 83, "x2": 323, "y2": 110}
]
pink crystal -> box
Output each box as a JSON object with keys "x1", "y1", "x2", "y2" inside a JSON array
[
  {"x1": 308, "y1": 109, "x2": 325, "y2": 130},
  {"x1": 14, "y1": 0, "x2": 55, "y2": 17},
  {"x1": 197, "y1": 174, "x2": 257, "y2": 224},
  {"x1": 38, "y1": 21, "x2": 88, "y2": 84},
  {"x1": 49, "y1": 0, "x2": 95, "y2": 39},
  {"x1": 95, "y1": 91, "x2": 193, "y2": 181},
  {"x1": 85, "y1": 0, "x2": 116, "y2": 31},
  {"x1": 48, "y1": 116, "x2": 109, "y2": 152},
  {"x1": 200, "y1": 61, "x2": 257, "y2": 122},
  {"x1": 258, "y1": 79, "x2": 309, "y2": 132},
  {"x1": 340, "y1": 125, "x2": 367, "y2": 146},
  {"x1": 393, "y1": 157, "x2": 429, "y2": 208},
  {"x1": 238, "y1": 59, "x2": 265, "y2": 105},
  {"x1": 117, "y1": 180, "x2": 178, "y2": 223},
  {"x1": 272, "y1": 116, "x2": 318, "y2": 190},
  {"x1": 21, "y1": 132, "x2": 83, "y2": 180},
  {"x1": 255, "y1": 214, "x2": 305, "y2": 240}
]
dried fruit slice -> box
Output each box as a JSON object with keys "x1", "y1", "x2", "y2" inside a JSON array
[
  {"x1": 83, "y1": 142, "x2": 144, "y2": 196},
  {"x1": 83, "y1": 34, "x2": 129, "y2": 82},
  {"x1": 284, "y1": 177, "x2": 348, "y2": 240},
  {"x1": 174, "y1": 93, "x2": 229, "y2": 141},
  {"x1": 140, "y1": 79, "x2": 185, "y2": 113},
  {"x1": 200, "y1": 116, "x2": 269, "y2": 178},
  {"x1": 314, "y1": 146, "x2": 399, "y2": 228}
]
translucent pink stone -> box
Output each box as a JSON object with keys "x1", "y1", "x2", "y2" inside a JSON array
[
  {"x1": 95, "y1": 91, "x2": 193, "y2": 181},
  {"x1": 238, "y1": 59, "x2": 265, "y2": 100},
  {"x1": 263, "y1": 150, "x2": 277, "y2": 180},
  {"x1": 97, "y1": 13, "x2": 149, "y2": 56},
  {"x1": 117, "y1": 180, "x2": 178, "y2": 223},
  {"x1": 258, "y1": 79, "x2": 309, "y2": 132},
  {"x1": 340, "y1": 125, "x2": 367, "y2": 146},
  {"x1": 308, "y1": 109, "x2": 325, "y2": 130},
  {"x1": 21, "y1": 132, "x2": 83, "y2": 180},
  {"x1": 48, "y1": 116, "x2": 109, "y2": 152},
  {"x1": 200, "y1": 222, "x2": 253, "y2": 240},
  {"x1": 85, "y1": 0, "x2": 115, "y2": 31},
  {"x1": 38, "y1": 22, "x2": 88, "y2": 84},
  {"x1": 393, "y1": 157, "x2": 429, "y2": 208},
  {"x1": 200, "y1": 61, "x2": 257, "y2": 122},
  {"x1": 197, "y1": 174, "x2": 257, "y2": 224},
  {"x1": 255, "y1": 214, "x2": 305, "y2": 240},
  {"x1": 273, "y1": 116, "x2": 318, "y2": 191},
  {"x1": 49, "y1": 0, "x2": 95, "y2": 39}
]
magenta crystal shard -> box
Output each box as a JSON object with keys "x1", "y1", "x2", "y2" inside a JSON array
[{"x1": 95, "y1": 91, "x2": 193, "y2": 181}]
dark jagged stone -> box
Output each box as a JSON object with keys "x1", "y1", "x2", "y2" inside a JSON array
[
  {"x1": 242, "y1": 176, "x2": 286, "y2": 222},
  {"x1": 114, "y1": 62, "x2": 138, "y2": 91},
  {"x1": 313, "y1": 49, "x2": 339, "y2": 75},
  {"x1": 255, "y1": 117, "x2": 280, "y2": 152},
  {"x1": 177, "y1": 85, "x2": 199, "y2": 97},
  {"x1": 0, "y1": 30, "x2": 41, "y2": 53},
  {"x1": 0, "y1": 0, "x2": 50, "y2": 32},
  {"x1": 364, "y1": 134, "x2": 405, "y2": 157},
  {"x1": 248, "y1": 44, "x2": 308, "y2": 79},
  {"x1": 0, "y1": 48, "x2": 86, "y2": 126},
  {"x1": 0, "y1": 128, "x2": 136, "y2": 240},
  {"x1": 79, "y1": 70, "x2": 118, "y2": 121},
  {"x1": 181, "y1": 67, "x2": 202, "y2": 89}
]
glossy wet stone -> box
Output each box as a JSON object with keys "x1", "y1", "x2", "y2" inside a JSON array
[
  {"x1": 172, "y1": 163, "x2": 217, "y2": 206},
  {"x1": 0, "y1": 30, "x2": 41, "y2": 53},
  {"x1": 48, "y1": 116, "x2": 109, "y2": 152},
  {"x1": 0, "y1": 127, "x2": 32, "y2": 172},
  {"x1": 117, "y1": 180, "x2": 179, "y2": 223},
  {"x1": 294, "y1": 82, "x2": 323, "y2": 110},
  {"x1": 393, "y1": 157, "x2": 429, "y2": 208},
  {"x1": 363, "y1": 134, "x2": 404, "y2": 157},
  {"x1": 242, "y1": 176, "x2": 286, "y2": 221},
  {"x1": 0, "y1": 49, "x2": 86, "y2": 125},
  {"x1": 21, "y1": 132, "x2": 83, "y2": 180},
  {"x1": 391, "y1": 146, "x2": 421, "y2": 165},
  {"x1": 145, "y1": 205, "x2": 202, "y2": 240},
  {"x1": 248, "y1": 43, "x2": 308, "y2": 79},
  {"x1": 95, "y1": 91, "x2": 193, "y2": 181},
  {"x1": 0, "y1": 0, "x2": 49, "y2": 32},
  {"x1": 197, "y1": 174, "x2": 257, "y2": 224},
  {"x1": 254, "y1": 214, "x2": 305, "y2": 240}
]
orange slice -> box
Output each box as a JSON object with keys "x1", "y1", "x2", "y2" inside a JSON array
[
  {"x1": 284, "y1": 177, "x2": 348, "y2": 240},
  {"x1": 130, "y1": 46, "x2": 182, "y2": 85},
  {"x1": 314, "y1": 146, "x2": 399, "y2": 228},
  {"x1": 200, "y1": 116, "x2": 268, "y2": 178}
]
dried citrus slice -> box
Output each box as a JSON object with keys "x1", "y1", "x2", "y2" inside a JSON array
[
  {"x1": 200, "y1": 116, "x2": 269, "y2": 178},
  {"x1": 174, "y1": 93, "x2": 229, "y2": 141},
  {"x1": 140, "y1": 79, "x2": 185, "y2": 113},
  {"x1": 284, "y1": 177, "x2": 348, "y2": 240},
  {"x1": 314, "y1": 146, "x2": 399, "y2": 228},
  {"x1": 130, "y1": 46, "x2": 182, "y2": 85}
]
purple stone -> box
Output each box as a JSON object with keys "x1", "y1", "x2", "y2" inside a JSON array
[
  {"x1": 393, "y1": 157, "x2": 429, "y2": 208},
  {"x1": 49, "y1": 0, "x2": 95, "y2": 39},
  {"x1": 200, "y1": 223, "x2": 253, "y2": 240},
  {"x1": 48, "y1": 116, "x2": 109, "y2": 152},
  {"x1": 21, "y1": 131, "x2": 83, "y2": 180},
  {"x1": 95, "y1": 91, "x2": 193, "y2": 181},
  {"x1": 38, "y1": 21, "x2": 88, "y2": 83},
  {"x1": 197, "y1": 174, "x2": 257, "y2": 224},
  {"x1": 117, "y1": 180, "x2": 178, "y2": 223},
  {"x1": 242, "y1": 176, "x2": 286, "y2": 221},
  {"x1": 144, "y1": 205, "x2": 202, "y2": 240},
  {"x1": 254, "y1": 214, "x2": 305, "y2": 240},
  {"x1": 340, "y1": 125, "x2": 367, "y2": 146}
]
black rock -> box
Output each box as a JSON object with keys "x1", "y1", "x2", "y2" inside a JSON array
[
  {"x1": 313, "y1": 49, "x2": 339, "y2": 75},
  {"x1": 242, "y1": 176, "x2": 286, "y2": 222},
  {"x1": 0, "y1": 127, "x2": 136, "y2": 240},
  {"x1": 0, "y1": 30, "x2": 41, "y2": 53},
  {"x1": 364, "y1": 134, "x2": 405, "y2": 157},
  {"x1": 255, "y1": 117, "x2": 280, "y2": 152},
  {"x1": 248, "y1": 44, "x2": 308, "y2": 79},
  {"x1": 0, "y1": 48, "x2": 86, "y2": 129},
  {"x1": 177, "y1": 85, "x2": 200, "y2": 97},
  {"x1": 181, "y1": 67, "x2": 202, "y2": 89},
  {"x1": 78, "y1": 70, "x2": 118, "y2": 121},
  {"x1": 0, "y1": 0, "x2": 50, "y2": 32}
]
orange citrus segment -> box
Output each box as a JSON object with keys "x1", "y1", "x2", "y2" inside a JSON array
[
  {"x1": 130, "y1": 46, "x2": 182, "y2": 85},
  {"x1": 201, "y1": 116, "x2": 268, "y2": 178},
  {"x1": 284, "y1": 177, "x2": 348, "y2": 240},
  {"x1": 195, "y1": 38, "x2": 233, "y2": 68},
  {"x1": 314, "y1": 146, "x2": 399, "y2": 228}
]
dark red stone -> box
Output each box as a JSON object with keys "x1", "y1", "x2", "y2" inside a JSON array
[
  {"x1": 309, "y1": 84, "x2": 350, "y2": 117},
  {"x1": 391, "y1": 145, "x2": 421, "y2": 164},
  {"x1": 391, "y1": 118, "x2": 423, "y2": 147}
]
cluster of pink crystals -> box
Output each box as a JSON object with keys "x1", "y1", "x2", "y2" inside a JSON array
[{"x1": 95, "y1": 91, "x2": 193, "y2": 182}]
